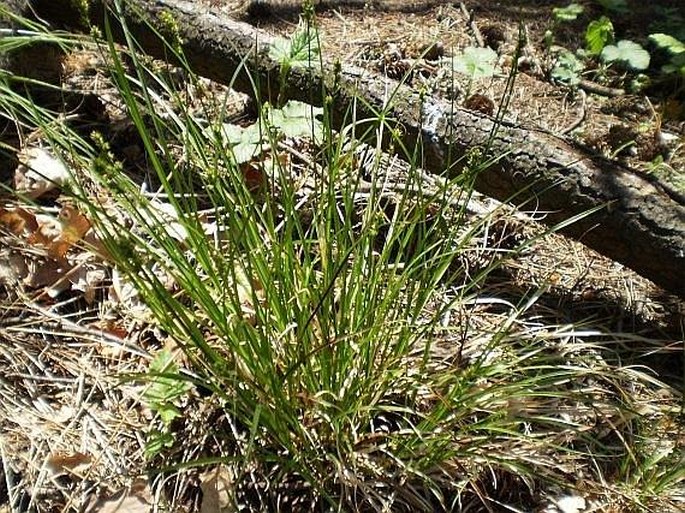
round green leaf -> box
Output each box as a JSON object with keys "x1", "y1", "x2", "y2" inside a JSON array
[
  {"x1": 553, "y1": 3, "x2": 584, "y2": 22},
  {"x1": 452, "y1": 46, "x2": 498, "y2": 79},
  {"x1": 600, "y1": 40, "x2": 650, "y2": 70},
  {"x1": 649, "y1": 33, "x2": 685, "y2": 55}
]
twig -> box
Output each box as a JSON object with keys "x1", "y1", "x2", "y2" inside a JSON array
[
  {"x1": 10, "y1": 300, "x2": 152, "y2": 359},
  {"x1": 579, "y1": 78, "x2": 624, "y2": 97},
  {"x1": 560, "y1": 89, "x2": 587, "y2": 135},
  {"x1": 459, "y1": 2, "x2": 485, "y2": 48}
]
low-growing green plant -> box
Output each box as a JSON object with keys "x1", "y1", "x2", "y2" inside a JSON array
[
  {"x1": 585, "y1": 15, "x2": 614, "y2": 56},
  {"x1": 451, "y1": 45, "x2": 498, "y2": 97},
  {"x1": 546, "y1": 3, "x2": 583, "y2": 50},
  {"x1": 269, "y1": 9, "x2": 320, "y2": 104},
  {"x1": 600, "y1": 39, "x2": 651, "y2": 71},
  {"x1": 551, "y1": 48, "x2": 585, "y2": 86},
  {"x1": 549, "y1": 1, "x2": 682, "y2": 91},
  {"x1": 212, "y1": 100, "x2": 324, "y2": 164},
  {"x1": 143, "y1": 349, "x2": 193, "y2": 457},
  {"x1": 552, "y1": 2, "x2": 584, "y2": 23},
  {"x1": 649, "y1": 33, "x2": 685, "y2": 77}
]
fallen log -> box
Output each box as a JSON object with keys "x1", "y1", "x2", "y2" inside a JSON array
[{"x1": 17, "y1": 0, "x2": 685, "y2": 297}]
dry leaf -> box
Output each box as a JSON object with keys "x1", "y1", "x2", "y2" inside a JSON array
[
  {"x1": 240, "y1": 161, "x2": 265, "y2": 191},
  {"x1": 0, "y1": 251, "x2": 29, "y2": 284},
  {"x1": 51, "y1": 404, "x2": 77, "y2": 423},
  {"x1": 19, "y1": 207, "x2": 92, "y2": 259},
  {"x1": 45, "y1": 451, "x2": 92, "y2": 477},
  {"x1": 110, "y1": 268, "x2": 153, "y2": 321},
  {"x1": 28, "y1": 213, "x2": 61, "y2": 248},
  {"x1": 68, "y1": 264, "x2": 105, "y2": 303},
  {"x1": 48, "y1": 206, "x2": 92, "y2": 259},
  {"x1": 15, "y1": 147, "x2": 69, "y2": 199},
  {"x1": 555, "y1": 495, "x2": 587, "y2": 513},
  {"x1": 88, "y1": 492, "x2": 151, "y2": 513},
  {"x1": 0, "y1": 207, "x2": 38, "y2": 236},
  {"x1": 23, "y1": 259, "x2": 70, "y2": 292},
  {"x1": 90, "y1": 319, "x2": 129, "y2": 340},
  {"x1": 142, "y1": 201, "x2": 188, "y2": 242},
  {"x1": 200, "y1": 465, "x2": 236, "y2": 513},
  {"x1": 231, "y1": 265, "x2": 265, "y2": 326},
  {"x1": 83, "y1": 230, "x2": 113, "y2": 261},
  {"x1": 87, "y1": 479, "x2": 152, "y2": 513},
  {"x1": 67, "y1": 253, "x2": 106, "y2": 304}
]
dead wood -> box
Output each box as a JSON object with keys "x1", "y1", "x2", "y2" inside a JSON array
[{"x1": 16, "y1": 0, "x2": 685, "y2": 297}]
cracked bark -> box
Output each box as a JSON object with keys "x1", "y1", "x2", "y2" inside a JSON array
[{"x1": 16, "y1": 0, "x2": 685, "y2": 297}]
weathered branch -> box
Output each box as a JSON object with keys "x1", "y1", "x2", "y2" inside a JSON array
[{"x1": 16, "y1": 0, "x2": 685, "y2": 296}]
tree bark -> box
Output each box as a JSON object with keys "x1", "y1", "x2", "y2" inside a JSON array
[{"x1": 16, "y1": 0, "x2": 685, "y2": 297}]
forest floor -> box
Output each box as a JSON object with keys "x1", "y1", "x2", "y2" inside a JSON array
[
  {"x1": 0, "y1": 1, "x2": 684, "y2": 512},
  {"x1": 222, "y1": 0, "x2": 685, "y2": 188}
]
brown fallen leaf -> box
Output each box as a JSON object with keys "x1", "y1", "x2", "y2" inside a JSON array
[
  {"x1": 200, "y1": 465, "x2": 236, "y2": 513},
  {"x1": 45, "y1": 451, "x2": 92, "y2": 477},
  {"x1": 86, "y1": 479, "x2": 152, "y2": 513},
  {"x1": 0, "y1": 250, "x2": 29, "y2": 285},
  {"x1": 48, "y1": 206, "x2": 92, "y2": 259},
  {"x1": 14, "y1": 146, "x2": 70, "y2": 199},
  {"x1": 0, "y1": 207, "x2": 38, "y2": 236},
  {"x1": 27, "y1": 213, "x2": 61, "y2": 249},
  {"x1": 23, "y1": 259, "x2": 70, "y2": 292},
  {"x1": 67, "y1": 254, "x2": 107, "y2": 304}
]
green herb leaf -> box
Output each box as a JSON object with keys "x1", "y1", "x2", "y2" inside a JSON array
[
  {"x1": 552, "y1": 50, "x2": 584, "y2": 86},
  {"x1": 145, "y1": 430, "x2": 175, "y2": 458},
  {"x1": 143, "y1": 349, "x2": 191, "y2": 426},
  {"x1": 601, "y1": 40, "x2": 651, "y2": 70},
  {"x1": 662, "y1": 52, "x2": 685, "y2": 75},
  {"x1": 264, "y1": 100, "x2": 324, "y2": 142},
  {"x1": 212, "y1": 101, "x2": 324, "y2": 162},
  {"x1": 585, "y1": 16, "x2": 614, "y2": 55},
  {"x1": 648, "y1": 34, "x2": 685, "y2": 75},
  {"x1": 649, "y1": 33, "x2": 685, "y2": 55},
  {"x1": 269, "y1": 37, "x2": 294, "y2": 65},
  {"x1": 269, "y1": 18, "x2": 320, "y2": 68},
  {"x1": 452, "y1": 46, "x2": 498, "y2": 80},
  {"x1": 553, "y1": 3, "x2": 584, "y2": 22},
  {"x1": 209, "y1": 123, "x2": 265, "y2": 164},
  {"x1": 233, "y1": 124, "x2": 265, "y2": 163}
]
